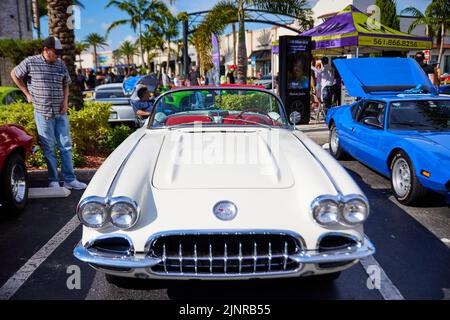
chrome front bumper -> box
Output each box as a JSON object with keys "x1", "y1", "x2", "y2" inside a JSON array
[{"x1": 73, "y1": 236, "x2": 375, "y2": 279}]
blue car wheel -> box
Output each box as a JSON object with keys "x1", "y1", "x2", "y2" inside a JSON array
[{"x1": 390, "y1": 150, "x2": 428, "y2": 205}]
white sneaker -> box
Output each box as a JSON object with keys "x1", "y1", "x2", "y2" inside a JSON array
[
  {"x1": 63, "y1": 179, "x2": 87, "y2": 190},
  {"x1": 49, "y1": 181, "x2": 60, "y2": 188}
]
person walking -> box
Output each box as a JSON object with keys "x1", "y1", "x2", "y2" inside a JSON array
[
  {"x1": 415, "y1": 51, "x2": 437, "y2": 86},
  {"x1": 10, "y1": 36, "x2": 87, "y2": 190},
  {"x1": 314, "y1": 57, "x2": 334, "y2": 114},
  {"x1": 75, "y1": 69, "x2": 87, "y2": 92},
  {"x1": 189, "y1": 66, "x2": 200, "y2": 86},
  {"x1": 86, "y1": 70, "x2": 96, "y2": 90}
]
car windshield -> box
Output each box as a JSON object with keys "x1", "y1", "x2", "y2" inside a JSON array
[
  {"x1": 95, "y1": 90, "x2": 126, "y2": 99},
  {"x1": 149, "y1": 88, "x2": 287, "y2": 128},
  {"x1": 389, "y1": 100, "x2": 450, "y2": 131}
]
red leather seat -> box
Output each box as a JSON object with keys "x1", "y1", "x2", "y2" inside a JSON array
[
  {"x1": 165, "y1": 115, "x2": 212, "y2": 126},
  {"x1": 223, "y1": 114, "x2": 274, "y2": 126}
]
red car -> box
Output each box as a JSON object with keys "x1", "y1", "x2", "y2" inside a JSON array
[{"x1": 0, "y1": 124, "x2": 33, "y2": 214}]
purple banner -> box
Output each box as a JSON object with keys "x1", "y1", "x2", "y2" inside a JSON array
[
  {"x1": 211, "y1": 32, "x2": 220, "y2": 86},
  {"x1": 301, "y1": 12, "x2": 356, "y2": 38},
  {"x1": 312, "y1": 36, "x2": 359, "y2": 50}
]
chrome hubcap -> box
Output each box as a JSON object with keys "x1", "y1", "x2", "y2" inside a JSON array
[
  {"x1": 331, "y1": 128, "x2": 339, "y2": 154},
  {"x1": 392, "y1": 158, "x2": 411, "y2": 198},
  {"x1": 10, "y1": 164, "x2": 26, "y2": 203}
]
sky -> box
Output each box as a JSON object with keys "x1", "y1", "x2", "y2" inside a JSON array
[{"x1": 37, "y1": 0, "x2": 431, "y2": 52}]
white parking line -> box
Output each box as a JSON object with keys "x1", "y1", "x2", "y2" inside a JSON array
[
  {"x1": 0, "y1": 215, "x2": 80, "y2": 300},
  {"x1": 360, "y1": 255, "x2": 405, "y2": 300}
]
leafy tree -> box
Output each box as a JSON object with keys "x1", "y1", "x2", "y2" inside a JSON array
[
  {"x1": 196, "y1": 0, "x2": 313, "y2": 83},
  {"x1": 84, "y1": 33, "x2": 109, "y2": 71},
  {"x1": 105, "y1": 0, "x2": 175, "y2": 68},
  {"x1": 75, "y1": 42, "x2": 89, "y2": 69},
  {"x1": 375, "y1": 0, "x2": 400, "y2": 31},
  {"x1": 47, "y1": 0, "x2": 83, "y2": 108},
  {"x1": 33, "y1": 0, "x2": 84, "y2": 39},
  {"x1": 118, "y1": 40, "x2": 138, "y2": 66},
  {"x1": 401, "y1": 0, "x2": 450, "y2": 68}
]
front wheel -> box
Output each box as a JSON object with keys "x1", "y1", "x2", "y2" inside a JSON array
[
  {"x1": 0, "y1": 153, "x2": 29, "y2": 215},
  {"x1": 390, "y1": 151, "x2": 427, "y2": 205},
  {"x1": 329, "y1": 124, "x2": 346, "y2": 160}
]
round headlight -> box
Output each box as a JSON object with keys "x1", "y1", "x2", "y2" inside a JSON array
[
  {"x1": 79, "y1": 202, "x2": 108, "y2": 228},
  {"x1": 110, "y1": 201, "x2": 138, "y2": 229},
  {"x1": 312, "y1": 198, "x2": 339, "y2": 225},
  {"x1": 342, "y1": 198, "x2": 369, "y2": 224}
]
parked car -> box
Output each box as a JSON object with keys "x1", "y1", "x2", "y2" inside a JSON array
[
  {"x1": 326, "y1": 58, "x2": 450, "y2": 205},
  {"x1": 92, "y1": 83, "x2": 135, "y2": 126},
  {"x1": 0, "y1": 124, "x2": 33, "y2": 214},
  {"x1": 0, "y1": 86, "x2": 26, "y2": 105},
  {"x1": 439, "y1": 84, "x2": 450, "y2": 95},
  {"x1": 74, "y1": 86, "x2": 375, "y2": 285},
  {"x1": 254, "y1": 75, "x2": 273, "y2": 89},
  {"x1": 440, "y1": 73, "x2": 450, "y2": 85}
]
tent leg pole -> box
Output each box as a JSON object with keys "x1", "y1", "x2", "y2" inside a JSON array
[{"x1": 356, "y1": 46, "x2": 359, "y2": 58}]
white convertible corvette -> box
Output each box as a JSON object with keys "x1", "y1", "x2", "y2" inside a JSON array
[{"x1": 74, "y1": 86, "x2": 375, "y2": 283}]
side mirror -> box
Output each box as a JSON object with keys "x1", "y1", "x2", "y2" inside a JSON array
[
  {"x1": 363, "y1": 116, "x2": 383, "y2": 129},
  {"x1": 290, "y1": 111, "x2": 302, "y2": 125}
]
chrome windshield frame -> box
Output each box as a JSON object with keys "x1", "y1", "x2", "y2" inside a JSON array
[{"x1": 146, "y1": 86, "x2": 291, "y2": 130}]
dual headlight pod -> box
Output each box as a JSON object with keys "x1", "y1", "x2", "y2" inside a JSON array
[
  {"x1": 77, "y1": 196, "x2": 139, "y2": 230},
  {"x1": 311, "y1": 194, "x2": 369, "y2": 227}
]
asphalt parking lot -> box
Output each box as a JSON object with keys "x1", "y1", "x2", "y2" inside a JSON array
[{"x1": 0, "y1": 124, "x2": 448, "y2": 300}]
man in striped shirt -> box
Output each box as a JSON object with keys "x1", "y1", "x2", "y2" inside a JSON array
[{"x1": 10, "y1": 36, "x2": 87, "y2": 190}]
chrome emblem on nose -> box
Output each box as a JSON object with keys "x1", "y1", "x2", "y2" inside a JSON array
[{"x1": 213, "y1": 201, "x2": 237, "y2": 221}]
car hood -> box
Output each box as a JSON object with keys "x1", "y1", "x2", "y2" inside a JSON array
[
  {"x1": 153, "y1": 129, "x2": 296, "y2": 189},
  {"x1": 418, "y1": 132, "x2": 450, "y2": 153},
  {"x1": 392, "y1": 130, "x2": 450, "y2": 156},
  {"x1": 334, "y1": 58, "x2": 438, "y2": 98},
  {"x1": 134, "y1": 128, "x2": 336, "y2": 192}
]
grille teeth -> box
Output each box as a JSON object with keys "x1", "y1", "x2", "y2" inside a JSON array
[{"x1": 149, "y1": 234, "x2": 302, "y2": 275}]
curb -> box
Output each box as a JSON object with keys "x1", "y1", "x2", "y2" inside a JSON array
[{"x1": 28, "y1": 169, "x2": 97, "y2": 182}]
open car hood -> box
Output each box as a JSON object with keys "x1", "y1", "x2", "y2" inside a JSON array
[{"x1": 334, "y1": 58, "x2": 438, "y2": 98}]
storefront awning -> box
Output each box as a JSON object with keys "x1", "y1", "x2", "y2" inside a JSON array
[{"x1": 249, "y1": 49, "x2": 271, "y2": 61}]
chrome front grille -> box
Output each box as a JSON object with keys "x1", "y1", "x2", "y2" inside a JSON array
[{"x1": 147, "y1": 233, "x2": 303, "y2": 276}]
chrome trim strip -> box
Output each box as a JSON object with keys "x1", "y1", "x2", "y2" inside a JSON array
[
  {"x1": 292, "y1": 236, "x2": 375, "y2": 264},
  {"x1": 73, "y1": 242, "x2": 160, "y2": 269},
  {"x1": 144, "y1": 229, "x2": 306, "y2": 254},
  {"x1": 84, "y1": 234, "x2": 135, "y2": 256},
  {"x1": 315, "y1": 232, "x2": 361, "y2": 251},
  {"x1": 147, "y1": 87, "x2": 290, "y2": 130},
  {"x1": 73, "y1": 235, "x2": 375, "y2": 277}
]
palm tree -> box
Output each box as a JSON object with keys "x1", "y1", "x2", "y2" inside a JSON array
[
  {"x1": 105, "y1": 0, "x2": 176, "y2": 68},
  {"x1": 141, "y1": 28, "x2": 164, "y2": 69},
  {"x1": 118, "y1": 40, "x2": 139, "y2": 66},
  {"x1": 46, "y1": 0, "x2": 83, "y2": 108},
  {"x1": 33, "y1": 0, "x2": 84, "y2": 39},
  {"x1": 162, "y1": 12, "x2": 179, "y2": 74},
  {"x1": 75, "y1": 42, "x2": 89, "y2": 69},
  {"x1": 84, "y1": 33, "x2": 109, "y2": 71},
  {"x1": 198, "y1": 0, "x2": 313, "y2": 83},
  {"x1": 112, "y1": 49, "x2": 124, "y2": 66},
  {"x1": 401, "y1": 0, "x2": 450, "y2": 69},
  {"x1": 375, "y1": 0, "x2": 400, "y2": 31}
]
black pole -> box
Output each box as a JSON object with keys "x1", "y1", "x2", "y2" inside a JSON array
[{"x1": 183, "y1": 17, "x2": 189, "y2": 77}]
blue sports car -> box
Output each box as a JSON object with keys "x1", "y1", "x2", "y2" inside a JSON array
[{"x1": 326, "y1": 58, "x2": 450, "y2": 205}]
